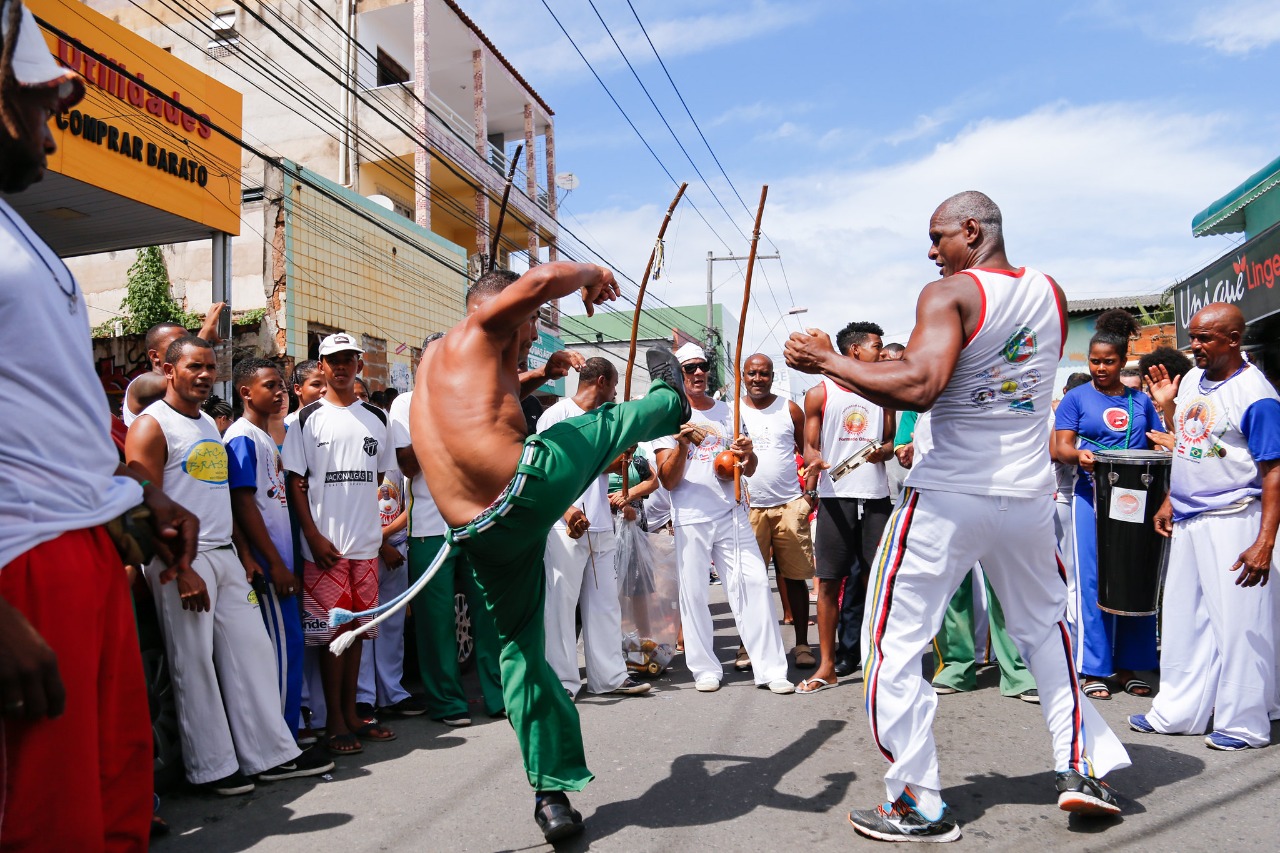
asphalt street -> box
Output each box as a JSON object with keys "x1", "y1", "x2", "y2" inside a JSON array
[{"x1": 159, "y1": 582, "x2": 1280, "y2": 852}]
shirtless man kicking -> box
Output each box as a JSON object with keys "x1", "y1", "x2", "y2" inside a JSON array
[{"x1": 410, "y1": 262, "x2": 690, "y2": 843}]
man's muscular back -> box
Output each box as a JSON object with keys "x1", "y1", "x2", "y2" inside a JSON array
[{"x1": 412, "y1": 320, "x2": 528, "y2": 529}]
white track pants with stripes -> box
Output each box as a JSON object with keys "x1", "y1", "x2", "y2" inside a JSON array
[
  {"x1": 862, "y1": 489, "x2": 1130, "y2": 801},
  {"x1": 1146, "y1": 505, "x2": 1276, "y2": 746}
]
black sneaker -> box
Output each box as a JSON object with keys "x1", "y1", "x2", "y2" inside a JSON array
[
  {"x1": 379, "y1": 696, "x2": 428, "y2": 717},
  {"x1": 645, "y1": 347, "x2": 692, "y2": 422},
  {"x1": 1055, "y1": 769, "x2": 1121, "y2": 815},
  {"x1": 848, "y1": 797, "x2": 961, "y2": 843},
  {"x1": 201, "y1": 770, "x2": 255, "y2": 796},
  {"x1": 258, "y1": 747, "x2": 335, "y2": 781},
  {"x1": 610, "y1": 677, "x2": 652, "y2": 696},
  {"x1": 534, "y1": 792, "x2": 584, "y2": 842}
]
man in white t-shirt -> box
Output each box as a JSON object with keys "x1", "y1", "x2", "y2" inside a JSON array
[
  {"x1": 0, "y1": 15, "x2": 197, "y2": 842},
  {"x1": 283, "y1": 333, "x2": 397, "y2": 755},
  {"x1": 389, "y1": 342, "x2": 505, "y2": 727},
  {"x1": 128, "y1": 337, "x2": 332, "y2": 793},
  {"x1": 539, "y1": 358, "x2": 652, "y2": 698},
  {"x1": 739, "y1": 354, "x2": 815, "y2": 670},
  {"x1": 653, "y1": 343, "x2": 793, "y2": 695}
]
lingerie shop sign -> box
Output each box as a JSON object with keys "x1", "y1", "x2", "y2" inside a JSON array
[{"x1": 1173, "y1": 222, "x2": 1280, "y2": 348}]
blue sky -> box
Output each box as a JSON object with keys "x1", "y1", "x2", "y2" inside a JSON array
[{"x1": 464, "y1": 0, "x2": 1280, "y2": 367}]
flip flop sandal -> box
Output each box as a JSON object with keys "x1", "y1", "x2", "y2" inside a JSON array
[
  {"x1": 355, "y1": 721, "x2": 397, "y2": 742},
  {"x1": 324, "y1": 733, "x2": 363, "y2": 755},
  {"x1": 734, "y1": 646, "x2": 752, "y2": 671},
  {"x1": 1123, "y1": 678, "x2": 1152, "y2": 697},
  {"x1": 1082, "y1": 680, "x2": 1112, "y2": 700},
  {"x1": 796, "y1": 676, "x2": 838, "y2": 694}
]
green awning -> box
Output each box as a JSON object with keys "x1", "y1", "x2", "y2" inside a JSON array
[{"x1": 1192, "y1": 154, "x2": 1280, "y2": 237}]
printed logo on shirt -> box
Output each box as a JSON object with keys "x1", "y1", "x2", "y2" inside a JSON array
[
  {"x1": 1177, "y1": 398, "x2": 1216, "y2": 444},
  {"x1": 325, "y1": 470, "x2": 375, "y2": 484},
  {"x1": 1001, "y1": 326, "x2": 1038, "y2": 365},
  {"x1": 1102, "y1": 407, "x2": 1130, "y2": 432},
  {"x1": 183, "y1": 439, "x2": 229, "y2": 484},
  {"x1": 247, "y1": 588, "x2": 259, "y2": 607},
  {"x1": 363, "y1": 436, "x2": 379, "y2": 457},
  {"x1": 840, "y1": 405, "x2": 869, "y2": 439},
  {"x1": 689, "y1": 421, "x2": 727, "y2": 462},
  {"x1": 379, "y1": 478, "x2": 402, "y2": 527},
  {"x1": 1008, "y1": 395, "x2": 1035, "y2": 415},
  {"x1": 971, "y1": 387, "x2": 997, "y2": 407}
]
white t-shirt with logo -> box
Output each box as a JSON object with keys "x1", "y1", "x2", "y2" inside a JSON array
[
  {"x1": 143, "y1": 401, "x2": 232, "y2": 550},
  {"x1": 740, "y1": 396, "x2": 801, "y2": 508},
  {"x1": 0, "y1": 200, "x2": 143, "y2": 570},
  {"x1": 282, "y1": 397, "x2": 394, "y2": 561},
  {"x1": 387, "y1": 391, "x2": 447, "y2": 538},
  {"x1": 224, "y1": 417, "x2": 292, "y2": 567},
  {"x1": 538, "y1": 398, "x2": 612, "y2": 532},
  {"x1": 1170, "y1": 364, "x2": 1280, "y2": 521},
  {"x1": 652, "y1": 399, "x2": 745, "y2": 525}
]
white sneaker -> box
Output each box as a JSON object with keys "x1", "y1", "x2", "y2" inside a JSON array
[
  {"x1": 768, "y1": 679, "x2": 795, "y2": 695},
  {"x1": 695, "y1": 676, "x2": 721, "y2": 692}
]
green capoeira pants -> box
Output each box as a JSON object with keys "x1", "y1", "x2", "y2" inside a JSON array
[
  {"x1": 408, "y1": 535, "x2": 504, "y2": 719},
  {"x1": 449, "y1": 382, "x2": 684, "y2": 792},
  {"x1": 931, "y1": 568, "x2": 1035, "y2": 696}
]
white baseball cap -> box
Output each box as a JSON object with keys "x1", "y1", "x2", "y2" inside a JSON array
[
  {"x1": 317, "y1": 332, "x2": 363, "y2": 357},
  {"x1": 2, "y1": 4, "x2": 84, "y2": 111},
  {"x1": 675, "y1": 343, "x2": 707, "y2": 364}
]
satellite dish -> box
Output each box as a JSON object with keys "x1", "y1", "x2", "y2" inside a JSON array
[
  {"x1": 367, "y1": 194, "x2": 394, "y2": 210},
  {"x1": 555, "y1": 172, "x2": 580, "y2": 191}
]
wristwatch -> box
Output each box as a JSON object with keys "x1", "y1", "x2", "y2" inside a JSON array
[{"x1": 803, "y1": 489, "x2": 818, "y2": 500}]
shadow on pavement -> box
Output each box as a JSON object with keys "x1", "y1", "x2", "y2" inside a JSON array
[
  {"x1": 566, "y1": 717, "x2": 854, "y2": 848},
  {"x1": 946, "y1": 740, "x2": 1206, "y2": 840}
]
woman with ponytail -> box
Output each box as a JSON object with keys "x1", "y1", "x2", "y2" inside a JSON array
[{"x1": 1052, "y1": 310, "x2": 1166, "y2": 699}]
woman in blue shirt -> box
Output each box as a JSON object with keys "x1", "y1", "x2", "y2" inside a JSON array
[{"x1": 1052, "y1": 311, "x2": 1165, "y2": 700}]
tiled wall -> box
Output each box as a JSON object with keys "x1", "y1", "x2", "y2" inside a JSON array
[{"x1": 281, "y1": 162, "x2": 467, "y2": 390}]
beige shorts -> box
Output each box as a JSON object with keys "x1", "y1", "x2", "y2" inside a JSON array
[{"x1": 748, "y1": 497, "x2": 815, "y2": 581}]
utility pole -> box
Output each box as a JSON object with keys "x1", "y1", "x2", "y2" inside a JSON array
[{"x1": 705, "y1": 250, "x2": 779, "y2": 394}]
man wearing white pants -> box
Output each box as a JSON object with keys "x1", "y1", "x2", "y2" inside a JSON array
[
  {"x1": 785, "y1": 191, "x2": 1129, "y2": 842},
  {"x1": 654, "y1": 344, "x2": 793, "y2": 695},
  {"x1": 539, "y1": 358, "x2": 651, "y2": 697},
  {"x1": 127, "y1": 336, "x2": 331, "y2": 794},
  {"x1": 1130, "y1": 303, "x2": 1280, "y2": 750}
]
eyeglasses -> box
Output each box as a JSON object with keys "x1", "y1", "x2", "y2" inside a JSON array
[{"x1": 681, "y1": 361, "x2": 710, "y2": 374}]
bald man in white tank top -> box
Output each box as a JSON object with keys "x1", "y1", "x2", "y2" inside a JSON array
[{"x1": 785, "y1": 192, "x2": 1128, "y2": 843}]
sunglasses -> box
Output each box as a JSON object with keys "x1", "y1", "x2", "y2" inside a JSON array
[{"x1": 681, "y1": 361, "x2": 710, "y2": 374}]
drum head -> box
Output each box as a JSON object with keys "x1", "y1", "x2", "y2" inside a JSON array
[{"x1": 1092, "y1": 449, "x2": 1170, "y2": 465}]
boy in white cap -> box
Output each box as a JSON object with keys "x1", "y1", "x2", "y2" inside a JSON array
[
  {"x1": 283, "y1": 332, "x2": 397, "y2": 755},
  {"x1": 652, "y1": 343, "x2": 793, "y2": 694}
]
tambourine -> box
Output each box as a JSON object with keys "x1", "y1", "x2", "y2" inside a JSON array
[{"x1": 829, "y1": 441, "x2": 883, "y2": 482}]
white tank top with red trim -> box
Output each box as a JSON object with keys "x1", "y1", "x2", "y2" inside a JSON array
[
  {"x1": 905, "y1": 266, "x2": 1063, "y2": 498},
  {"x1": 817, "y1": 378, "x2": 888, "y2": 499}
]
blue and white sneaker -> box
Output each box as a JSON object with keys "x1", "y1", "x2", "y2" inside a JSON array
[
  {"x1": 848, "y1": 794, "x2": 961, "y2": 843},
  {"x1": 1205, "y1": 731, "x2": 1252, "y2": 751},
  {"x1": 1128, "y1": 714, "x2": 1156, "y2": 734}
]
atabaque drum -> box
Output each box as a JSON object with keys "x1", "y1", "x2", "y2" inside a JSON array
[{"x1": 1092, "y1": 449, "x2": 1171, "y2": 616}]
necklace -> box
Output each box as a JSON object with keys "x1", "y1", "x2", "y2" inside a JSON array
[
  {"x1": 1091, "y1": 381, "x2": 1125, "y2": 396},
  {"x1": 0, "y1": 204, "x2": 78, "y2": 314},
  {"x1": 1198, "y1": 363, "x2": 1247, "y2": 394}
]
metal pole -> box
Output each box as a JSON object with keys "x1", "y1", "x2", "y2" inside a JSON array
[
  {"x1": 212, "y1": 231, "x2": 232, "y2": 402},
  {"x1": 705, "y1": 250, "x2": 714, "y2": 337},
  {"x1": 704, "y1": 252, "x2": 780, "y2": 393}
]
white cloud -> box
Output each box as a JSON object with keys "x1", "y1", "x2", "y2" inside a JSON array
[
  {"x1": 1081, "y1": 0, "x2": 1280, "y2": 55},
  {"x1": 561, "y1": 101, "x2": 1267, "y2": 364},
  {"x1": 458, "y1": 0, "x2": 819, "y2": 83}
]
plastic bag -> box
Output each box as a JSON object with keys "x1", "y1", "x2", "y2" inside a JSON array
[{"x1": 615, "y1": 516, "x2": 680, "y2": 677}]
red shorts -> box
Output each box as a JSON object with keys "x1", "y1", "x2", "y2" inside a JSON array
[{"x1": 301, "y1": 557, "x2": 379, "y2": 645}]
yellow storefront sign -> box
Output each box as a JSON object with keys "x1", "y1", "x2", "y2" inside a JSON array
[{"x1": 29, "y1": 0, "x2": 242, "y2": 235}]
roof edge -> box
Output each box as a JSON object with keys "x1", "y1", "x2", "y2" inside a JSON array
[
  {"x1": 1192, "y1": 153, "x2": 1280, "y2": 237},
  {"x1": 442, "y1": 0, "x2": 554, "y2": 117}
]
